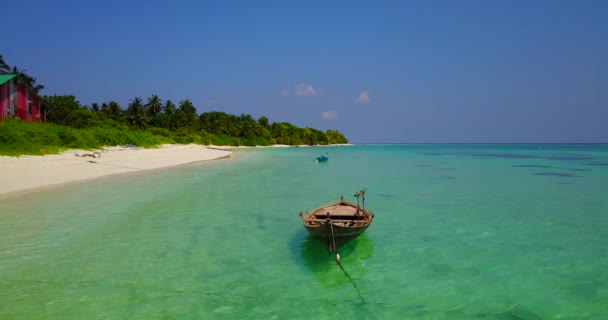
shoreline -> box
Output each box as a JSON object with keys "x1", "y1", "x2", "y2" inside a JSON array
[
  {"x1": 0, "y1": 144, "x2": 234, "y2": 197},
  {"x1": 0, "y1": 143, "x2": 354, "y2": 197}
]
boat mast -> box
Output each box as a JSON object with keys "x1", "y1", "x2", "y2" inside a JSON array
[{"x1": 362, "y1": 189, "x2": 366, "y2": 210}]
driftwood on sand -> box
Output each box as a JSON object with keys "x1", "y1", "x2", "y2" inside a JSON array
[{"x1": 75, "y1": 151, "x2": 101, "y2": 158}]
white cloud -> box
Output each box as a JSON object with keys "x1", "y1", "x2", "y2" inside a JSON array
[
  {"x1": 355, "y1": 90, "x2": 370, "y2": 104},
  {"x1": 294, "y1": 83, "x2": 318, "y2": 96},
  {"x1": 321, "y1": 109, "x2": 339, "y2": 120}
]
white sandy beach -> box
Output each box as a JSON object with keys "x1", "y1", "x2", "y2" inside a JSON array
[{"x1": 0, "y1": 144, "x2": 232, "y2": 196}]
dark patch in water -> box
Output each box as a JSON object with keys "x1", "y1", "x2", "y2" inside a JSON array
[
  {"x1": 474, "y1": 153, "x2": 536, "y2": 159},
  {"x1": 568, "y1": 168, "x2": 589, "y2": 172},
  {"x1": 493, "y1": 304, "x2": 543, "y2": 320},
  {"x1": 420, "y1": 235, "x2": 434, "y2": 242},
  {"x1": 534, "y1": 172, "x2": 581, "y2": 178},
  {"x1": 540, "y1": 243, "x2": 566, "y2": 251},
  {"x1": 423, "y1": 151, "x2": 598, "y2": 163},
  {"x1": 560, "y1": 281, "x2": 600, "y2": 300},
  {"x1": 256, "y1": 216, "x2": 265, "y2": 229},
  {"x1": 440, "y1": 176, "x2": 455, "y2": 179},
  {"x1": 428, "y1": 263, "x2": 453, "y2": 273},
  {"x1": 584, "y1": 162, "x2": 608, "y2": 166},
  {"x1": 513, "y1": 164, "x2": 552, "y2": 168},
  {"x1": 374, "y1": 193, "x2": 396, "y2": 198},
  {"x1": 547, "y1": 155, "x2": 594, "y2": 161}
]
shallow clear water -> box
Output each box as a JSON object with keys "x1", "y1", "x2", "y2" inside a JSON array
[{"x1": 1, "y1": 144, "x2": 607, "y2": 319}]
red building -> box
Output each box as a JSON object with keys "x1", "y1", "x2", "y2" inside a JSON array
[{"x1": 0, "y1": 74, "x2": 44, "y2": 122}]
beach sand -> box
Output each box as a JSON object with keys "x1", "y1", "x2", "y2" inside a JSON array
[{"x1": 0, "y1": 144, "x2": 232, "y2": 196}]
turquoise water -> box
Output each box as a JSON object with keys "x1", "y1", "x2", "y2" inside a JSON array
[{"x1": 1, "y1": 144, "x2": 608, "y2": 319}]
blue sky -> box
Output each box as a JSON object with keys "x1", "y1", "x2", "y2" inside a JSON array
[{"x1": 3, "y1": 0, "x2": 607, "y2": 143}]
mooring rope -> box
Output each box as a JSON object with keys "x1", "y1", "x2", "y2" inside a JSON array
[
  {"x1": 329, "y1": 222, "x2": 366, "y2": 304},
  {"x1": 329, "y1": 221, "x2": 337, "y2": 253},
  {"x1": 337, "y1": 261, "x2": 366, "y2": 304}
]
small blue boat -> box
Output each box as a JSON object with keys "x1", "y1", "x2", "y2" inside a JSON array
[{"x1": 316, "y1": 155, "x2": 329, "y2": 162}]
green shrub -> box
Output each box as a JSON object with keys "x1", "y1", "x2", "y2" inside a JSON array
[
  {"x1": 0, "y1": 120, "x2": 169, "y2": 156},
  {"x1": 149, "y1": 127, "x2": 172, "y2": 137}
]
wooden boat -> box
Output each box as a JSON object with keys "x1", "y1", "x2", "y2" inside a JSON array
[
  {"x1": 316, "y1": 155, "x2": 329, "y2": 162},
  {"x1": 300, "y1": 190, "x2": 374, "y2": 253}
]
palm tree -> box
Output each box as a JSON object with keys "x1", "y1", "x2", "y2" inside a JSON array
[
  {"x1": 146, "y1": 95, "x2": 162, "y2": 118},
  {"x1": 200, "y1": 111, "x2": 230, "y2": 134},
  {"x1": 8, "y1": 66, "x2": 26, "y2": 78},
  {"x1": 106, "y1": 101, "x2": 122, "y2": 120},
  {"x1": 258, "y1": 116, "x2": 270, "y2": 129},
  {"x1": 3, "y1": 66, "x2": 44, "y2": 93},
  {"x1": 23, "y1": 74, "x2": 44, "y2": 93},
  {"x1": 125, "y1": 97, "x2": 149, "y2": 129},
  {"x1": 238, "y1": 114, "x2": 257, "y2": 138},
  {"x1": 0, "y1": 54, "x2": 9, "y2": 74},
  {"x1": 178, "y1": 99, "x2": 197, "y2": 115},
  {"x1": 0, "y1": 55, "x2": 44, "y2": 93},
  {"x1": 175, "y1": 99, "x2": 199, "y2": 131},
  {"x1": 163, "y1": 100, "x2": 176, "y2": 115}
]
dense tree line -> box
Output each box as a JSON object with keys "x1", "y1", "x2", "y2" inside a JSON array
[
  {"x1": 1, "y1": 53, "x2": 348, "y2": 146},
  {"x1": 41, "y1": 94, "x2": 348, "y2": 146}
]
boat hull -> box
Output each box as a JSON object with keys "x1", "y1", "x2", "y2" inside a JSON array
[
  {"x1": 301, "y1": 199, "x2": 373, "y2": 253},
  {"x1": 304, "y1": 223, "x2": 370, "y2": 253}
]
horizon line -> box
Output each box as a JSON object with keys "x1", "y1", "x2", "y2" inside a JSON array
[{"x1": 349, "y1": 142, "x2": 608, "y2": 145}]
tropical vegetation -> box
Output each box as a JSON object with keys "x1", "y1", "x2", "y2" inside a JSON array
[
  {"x1": 0, "y1": 54, "x2": 44, "y2": 93},
  {"x1": 0, "y1": 54, "x2": 348, "y2": 156}
]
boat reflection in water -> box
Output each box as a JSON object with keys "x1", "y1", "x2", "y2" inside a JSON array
[{"x1": 296, "y1": 231, "x2": 374, "y2": 288}]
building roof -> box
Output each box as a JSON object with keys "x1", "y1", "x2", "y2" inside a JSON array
[{"x1": 0, "y1": 74, "x2": 16, "y2": 86}]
